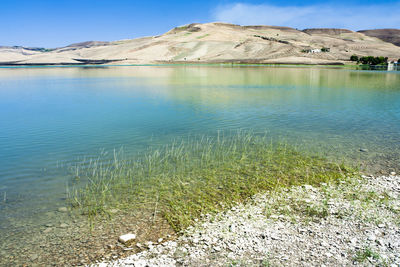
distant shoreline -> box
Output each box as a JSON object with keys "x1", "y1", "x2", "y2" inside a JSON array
[{"x1": 0, "y1": 62, "x2": 354, "y2": 68}]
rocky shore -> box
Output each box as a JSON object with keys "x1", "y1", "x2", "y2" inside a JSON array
[{"x1": 93, "y1": 174, "x2": 400, "y2": 266}]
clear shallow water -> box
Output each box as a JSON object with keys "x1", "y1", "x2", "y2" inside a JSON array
[{"x1": 0, "y1": 66, "x2": 400, "y2": 230}]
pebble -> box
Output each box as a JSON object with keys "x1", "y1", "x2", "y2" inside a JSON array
[
  {"x1": 57, "y1": 207, "x2": 68, "y2": 213},
  {"x1": 368, "y1": 234, "x2": 376, "y2": 241},
  {"x1": 118, "y1": 234, "x2": 136, "y2": 244},
  {"x1": 43, "y1": 227, "x2": 53, "y2": 233},
  {"x1": 60, "y1": 223, "x2": 68, "y2": 228}
]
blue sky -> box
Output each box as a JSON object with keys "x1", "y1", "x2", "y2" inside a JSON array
[{"x1": 1, "y1": 0, "x2": 399, "y2": 47}]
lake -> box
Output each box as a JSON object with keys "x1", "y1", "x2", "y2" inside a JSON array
[{"x1": 0, "y1": 66, "x2": 399, "y2": 264}]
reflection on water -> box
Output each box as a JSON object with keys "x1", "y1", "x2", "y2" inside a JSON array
[{"x1": 0, "y1": 66, "x2": 399, "y2": 263}]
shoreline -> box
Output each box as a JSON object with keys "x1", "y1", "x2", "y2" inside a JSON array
[
  {"x1": 93, "y1": 173, "x2": 400, "y2": 266},
  {"x1": 0, "y1": 61, "x2": 354, "y2": 68}
]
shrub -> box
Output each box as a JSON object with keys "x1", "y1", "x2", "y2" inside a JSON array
[
  {"x1": 350, "y1": 55, "x2": 359, "y2": 62},
  {"x1": 359, "y1": 56, "x2": 388, "y2": 65}
]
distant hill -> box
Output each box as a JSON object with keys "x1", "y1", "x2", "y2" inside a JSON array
[
  {"x1": 66, "y1": 41, "x2": 110, "y2": 48},
  {"x1": 1, "y1": 23, "x2": 400, "y2": 65},
  {"x1": 302, "y1": 28, "x2": 353, "y2": 35},
  {"x1": 358, "y1": 29, "x2": 400, "y2": 47}
]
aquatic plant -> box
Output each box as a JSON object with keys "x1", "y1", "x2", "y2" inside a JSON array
[{"x1": 69, "y1": 131, "x2": 353, "y2": 231}]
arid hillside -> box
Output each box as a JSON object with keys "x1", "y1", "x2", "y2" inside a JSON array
[
  {"x1": 1, "y1": 23, "x2": 400, "y2": 65},
  {"x1": 358, "y1": 29, "x2": 400, "y2": 47}
]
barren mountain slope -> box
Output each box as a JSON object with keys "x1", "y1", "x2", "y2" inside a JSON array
[
  {"x1": 1, "y1": 23, "x2": 400, "y2": 65},
  {"x1": 0, "y1": 46, "x2": 45, "y2": 63},
  {"x1": 358, "y1": 29, "x2": 400, "y2": 47}
]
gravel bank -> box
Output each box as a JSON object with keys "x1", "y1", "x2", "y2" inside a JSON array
[{"x1": 94, "y1": 174, "x2": 400, "y2": 266}]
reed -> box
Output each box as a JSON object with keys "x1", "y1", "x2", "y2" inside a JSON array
[{"x1": 69, "y1": 131, "x2": 354, "y2": 231}]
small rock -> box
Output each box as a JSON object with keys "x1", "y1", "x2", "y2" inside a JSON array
[
  {"x1": 390, "y1": 172, "x2": 396, "y2": 176},
  {"x1": 350, "y1": 237, "x2": 358, "y2": 244},
  {"x1": 304, "y1": 184, "x2": 315, "y2": 191},
  {"x1": 109, "y1": 209, "x2": 119, "y2": 214},
  {"x1": 157, "y1": 238, "x2": 163, "y2": 243},
  {"x1": 271, "y1": 234, "x2": 279, "y2": 240},
  {"x1": 58, "y1": 207, "x2": 68, "y2": 212},
  {"x1": 325, "y1": 252, "x2": 333, "y2": 258},
  {"x1": 118, "y1": 233, "x2": 136, "y2": 244},
  {"x1": 43, "y1": 227, "x2": 53, "y2": 233},
  {"x1": 367, "y1": 234, "x2": 376, "y2": 241},
  {"x1": 136, "y1": 243, "x2": 142, "y2": 248},
  {"x1": 320, "y1": 241, "x2": 329, "y2": 247},
  {"x1": 213, "y1": 246, "x2": 221, "y2": 252},
  {"x1": 360, "y1": 148, "x2": 368, "y2": 152},
  {"x1": 378, "y1": 224, "x2": 385, "y2": 228},
  {"x1": 60, "y1": 223, "x2": 68, "y2": 228},
  {"x1": 107, "y1": 244, "x2": 114, "y2": 250}
]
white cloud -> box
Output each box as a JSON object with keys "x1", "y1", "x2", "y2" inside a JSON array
[{"x1": 213, "y1": 2, "x2": 400, "y2": 30}]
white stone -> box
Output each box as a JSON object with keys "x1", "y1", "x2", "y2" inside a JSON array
[
  {"x1": 304, "y1": 184, "x2": 314, "y2": 191},
  {"x1": 367, "y1": 234, "x2": 376, "y2": 241},
  {"x1": 118, "y1": 233, "x2": 136, "y2": 244}
]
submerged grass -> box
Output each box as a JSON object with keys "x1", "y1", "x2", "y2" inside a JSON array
[{"x1": 69, "y1": 132, "x2": 353, "y2": 232}]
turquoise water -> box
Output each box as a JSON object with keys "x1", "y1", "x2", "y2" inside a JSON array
[{"x1": 0, "y1": 66, "x2": 400, "y2": 230}]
